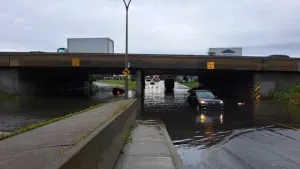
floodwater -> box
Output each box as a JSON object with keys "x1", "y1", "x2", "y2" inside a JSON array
[
  {"x1": 139, "y1": 81, "x2": 300, "y2": 169},
  {"x1": 0, "y1": 82, "x2": 134, "y2": 133},
  {"x1": 2, "y1": 79, "x2": 300, "y2": 168}
]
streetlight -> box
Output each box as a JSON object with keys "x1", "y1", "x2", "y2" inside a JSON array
[{"x1": 123, "y1": 0, "x2": 132, "y2": 99}]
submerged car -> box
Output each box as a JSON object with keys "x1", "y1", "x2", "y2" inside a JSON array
[{"x1": 187, "y1": 90, "x2": 224, "y2": 112}]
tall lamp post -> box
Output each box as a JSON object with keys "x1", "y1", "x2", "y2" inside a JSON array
[{"x1": 123, "y1": 0, "x2": 132, "y2": 99}]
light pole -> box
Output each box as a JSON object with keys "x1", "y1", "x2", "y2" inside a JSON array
[{"x1": 123, "y1": 0, "x2": 132, "y2": 99}]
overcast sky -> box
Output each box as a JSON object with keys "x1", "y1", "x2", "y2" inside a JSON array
[{"x1": 0, "y1": 0, "x2": 299, "y2": 56}]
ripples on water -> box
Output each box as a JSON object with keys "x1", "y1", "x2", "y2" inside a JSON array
[
  {"x1": 140, "y1": 81, "x2": 300, "y2": 169},
  {"x1": 0, "y1": 83, "x2": 135, "y2": 132},
  {"x1": 2, "y1": 80, "x2": 300, "y2": 168}
]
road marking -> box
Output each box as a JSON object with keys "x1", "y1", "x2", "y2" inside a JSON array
[{"x1": 267, "y1": 120, "x2": 300, "y2": 131}]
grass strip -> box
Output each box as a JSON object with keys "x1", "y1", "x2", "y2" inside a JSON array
[
  {"x1": 96, "y1": 80, "x2": 136, "y2": 90},
  {"x1": 0, "y1": 90, "x2": 18, "y2": 102},
  {"x1": 0, "y1": 98, "x2": 123, "y2": 140},
  {"x1": 179, "y1": 81, "x2": 198, "y2": 88},
  {"x1": 71, "y1": 102, "x2": 132, "y2": 145}
]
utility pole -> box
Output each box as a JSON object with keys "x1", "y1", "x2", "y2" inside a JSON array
[{"x1": 123, "y1": 0, "x2": 132, "y2": 99}]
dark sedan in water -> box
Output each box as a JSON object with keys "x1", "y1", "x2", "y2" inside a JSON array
[{"x1": 187, "y1": 90, "x2": 224, "y2": 113}]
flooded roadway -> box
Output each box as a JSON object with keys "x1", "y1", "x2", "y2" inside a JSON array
[
  {"x1": 2, "y1": 79, "x2": 300, "y2": 168},
  {"x1": 0, "y1": 82, "x2": 134, "y2": 133},
  {"x1": 139, "y1": 80, "x2": 300, "y2": 169}
]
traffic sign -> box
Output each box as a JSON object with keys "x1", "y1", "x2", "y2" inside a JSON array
[
  {"x1": 122, "y1": 68, "x2": 130, "y2": 76},
  {"x1": 207, "y1": 62, "x2": 215, "y2": 69},
  {"x1": 72, "y1": 58, "x2": 80, "y2": 67}
]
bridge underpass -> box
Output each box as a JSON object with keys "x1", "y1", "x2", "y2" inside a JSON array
[
  {"x1": 2, "y1": 66, "x2": 300, "y2": 168},
  {"x1": 2, "y1": 53, "x2": 300, "y2": 169},
  {"x1": 142, "y1": 69, "x2": 255, "y2": 103},
  {"x1": 2, "y1": 66, "x2": 300, "y2": 102}
]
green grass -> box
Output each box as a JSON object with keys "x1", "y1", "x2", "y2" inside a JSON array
[
  {"x1": 97, "y1": 80, "x2": 136, "y2": 90},
  {"x1": 71, "y1": 102, "x2": 130, "y2": 145},
  {"x1": 0, "y1": 91, "x2": 18, "y2": 102},
  {"x1": 179, "y1": 81, "x2": 198, "y2": 88},
  {"x1": 122, "y1": 124, "x2": 134, "y2": 144},
  {"x1": 0, "y1": 98, "x2": 123, "y2": 140}
]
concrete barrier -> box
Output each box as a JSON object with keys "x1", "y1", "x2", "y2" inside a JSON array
[{"x1": 44, "y1": 99, "x2": 139, "y2": 169}]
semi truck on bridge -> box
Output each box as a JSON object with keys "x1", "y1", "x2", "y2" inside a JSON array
[{"x1": 67, "y1": 38, "x2": 114, "y2": 53}]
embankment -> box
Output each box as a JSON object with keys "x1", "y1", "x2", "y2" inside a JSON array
[
  {"x1": 45, "y1": 99, "x2": 139, "y2": 169},
  {"x1": 267, "y1": 84, "x2": 300, "y2": 115},
  {"x1": 1, "y1": 99, "x2": 140, "y2": 169}
]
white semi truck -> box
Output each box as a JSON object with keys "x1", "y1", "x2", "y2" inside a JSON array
[{"x1": 67, "y1": 38, "x2": 114, "y2": 53}]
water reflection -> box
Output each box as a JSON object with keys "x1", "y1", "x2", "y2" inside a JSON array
[
  {"x1": 196, "y1": 114, "x2": 223, "y2": 124},
  {"x1": 140, "y1": 80, "x2": 300, "y2": 169},
  {"x1": 0, "y1": 82, "x2": 133, "y2": 132}
]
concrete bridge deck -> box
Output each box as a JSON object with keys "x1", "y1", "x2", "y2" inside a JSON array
[{"x1": 0, "y1": 52, "x2": 299, "y2": 71}]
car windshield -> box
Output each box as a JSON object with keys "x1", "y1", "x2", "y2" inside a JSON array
[{"x1": 196, "y1": 91, "x2": 215, "y2": 98}]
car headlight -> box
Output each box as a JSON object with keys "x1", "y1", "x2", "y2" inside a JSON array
[
  {"x1": 200, "y1": 100, "x2": 206, "y2": 104},
  {"x1": 219, "y1": 100, "x2": 224, "y2": 104}
]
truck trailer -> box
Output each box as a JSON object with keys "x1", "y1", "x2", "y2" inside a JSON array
[
  {"x1": 164, "y1": 78, "x2": 174, "y2": 93},
  {"x1": 208, "y1": 47, "x2": 242, "y2": 56},
  {"x1": 67, "y1": 38, "x2": 114, "y2": 53}
]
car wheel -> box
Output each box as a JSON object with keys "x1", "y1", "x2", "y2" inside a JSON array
[
  {"x1": 196, "y1": 104, "x2": 201, "y2": 111},
  {"x1": 186, "y1": 101, "x2": 191, "y2": 107}
]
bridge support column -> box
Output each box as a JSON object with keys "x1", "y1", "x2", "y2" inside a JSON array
[
  {"x1": 135, "y1": 69, "x2": 145, "y2": 98},
  {"x1": 0, "y1": 68, "x2": 19, "y2": 94},
  {"x1": 254, "y1": 72, "x2": 300, "y2": 98}
]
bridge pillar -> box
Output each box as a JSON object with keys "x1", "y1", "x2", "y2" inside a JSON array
[
  {"x1": 254, "y1": 72, "x2": 300, "y2": 98},
  {"x1": 135, "y1": 69, "x2": 145, "y2": 98},
  {"x1": 0, "y1": 68, "x2": 19, "y2": 94}
]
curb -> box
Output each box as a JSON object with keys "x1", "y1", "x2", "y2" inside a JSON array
[{"x1": 160, "y1": 125, "x2": 186, "y2": 169}]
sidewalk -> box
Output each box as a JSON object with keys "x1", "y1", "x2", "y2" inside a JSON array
[
  {"x1": 0, "y1": 99, "x2": 134, "y2": 169},
  {"x1": 115, "y1": 121, "x2": 186, "y2": 169}
]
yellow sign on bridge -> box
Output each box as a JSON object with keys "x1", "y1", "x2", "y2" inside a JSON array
[
  {"x1": 207, "y1": 62, "x2": 215, "y2": 69},
  {"x1": 72, "y1": 58, "x2": 80, "y2": 67}
]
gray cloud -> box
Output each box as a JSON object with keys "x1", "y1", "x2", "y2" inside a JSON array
[{"x1": 0, "y1": 0, "x2": 300, "y2": 57}]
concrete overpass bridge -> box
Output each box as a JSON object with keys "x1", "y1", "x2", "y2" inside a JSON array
[{"x1": 0, "y1": 52, "x2": 300, "y2": 100}]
